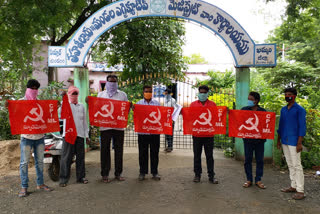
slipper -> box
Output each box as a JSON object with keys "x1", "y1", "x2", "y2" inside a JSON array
[
  {"x1": 243, "y1": 181, "x2": 252, "y2": 188},
  {"x1": 37, "y1": 185, "x2": 53, "y2": 192},
  {"x1": 18, "y1": 189, "x2": 28, "y2": 197},
  {"x1": 281, "y1": 187, "x2": 297, "y2": 193},
  {"x1": 102, "y1": 176, "x2": 111, "y2": 183},
  {"x1": 255, "y1": 181, "x2": 266, "y2": 189},
  {"x1": 115, "y1": 176, "x2": 125, "y2": 181}
]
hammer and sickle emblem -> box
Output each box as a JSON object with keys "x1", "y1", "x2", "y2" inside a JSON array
[
  {"x1": 143, "y1": 108, "x2": 161, "y2": 125},
  {"x1": 239, "y1": 113, "x2": 259, "y2": 132},
  {"x1": 23, "y1": 103, "x2": 45, "y2": 123},
  {"x1": 193, "y1": 109, "x2": 213, "y2": 126},
  {"x1": 94, "y1": 101, "x2": 114, "y2": 119}
]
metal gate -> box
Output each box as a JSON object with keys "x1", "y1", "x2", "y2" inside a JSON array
[{"x1": 118, "y1": 73, "x2": 235, "y2": 149}]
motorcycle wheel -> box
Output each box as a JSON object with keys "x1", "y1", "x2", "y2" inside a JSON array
[{"x1": 48, "y1": 156, "x2": 60, "y2": 182}]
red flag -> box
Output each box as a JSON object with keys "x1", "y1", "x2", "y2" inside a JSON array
[
  {"x1": 88, "y1": 96, "x2": 130, "y2": 128},
  {"x1": 228, "y1": 110, "x2": 276, "y2": 139},
  {"x1": 61, "y1": 95, "x2": 77, "y2": 144},
  {"x1": 8, "y1": 100, "x2": 60, "y2": 135},
  {"x1": 134, "y1": 104, "x2": 173, "y2": 135},
  {"x1": 182, "y1": 106, "x2": 227, "y2": 136}
]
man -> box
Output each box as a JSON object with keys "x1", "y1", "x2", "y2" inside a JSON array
[
  {"x1": 163, "y1": 88, "x2": 177, "y2": 152},
  {"x1": 6, "y1": 79, "x2": 53, "y2": 197},
  {"x1": 241, "y1": 92, "x2": 267, "y2": 189},
  {"x1": 190, "y1": 85, "x2": 218, "y2": 184},
  {"x1": 98, "y1": 75, "x2": 128, "y2": 183},
  {"x1": 277, "y1": 88, "x2": 306, "y2": 200},
  {"x1": 59, "y1": 86, "x2": 89, "y2": 187},
  {"x1": 136, "y1": 85, "x2": 161, "y2": 181}
]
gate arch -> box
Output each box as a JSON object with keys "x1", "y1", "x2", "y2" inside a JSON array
[{"x1": 48, "y1": 0, "x2": 276, "y2": 68}]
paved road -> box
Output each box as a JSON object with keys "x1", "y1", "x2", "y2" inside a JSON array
[{"x1": 0, "y1": 148, "x2": 319, "y2": 214}]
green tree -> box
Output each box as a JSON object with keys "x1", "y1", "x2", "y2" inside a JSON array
[
  {"x1": 266, "y1": 0, "x2": 320, "y2": 67},
  {"x1": 184, "y1": 53, "x2": 208, "y2": 64},
  {"x1": 196, "y1": 70, "x2": 235, "y2": 94},
  {"x1": 0, "y1": 0, "x2": 112, "y2": 90},
  {"x1": 91, "y1": 17, "x2": 186, "y2": 85},
  {"x1": 257, "y1": 61, "x2": 320, "y2": 96}
]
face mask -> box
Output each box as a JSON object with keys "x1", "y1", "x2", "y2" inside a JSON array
[
  {"x1": 285, "y1": 95, "x2": 296, "y2": 102},
  {"x1": 198, "y1": 93, "x2": 208, "y2": 102},
  {"x1": 25, "y1": 88, "x2": 38, "y2": 100},
  {"x1": 247, "y1": 100, "x2": 255, "y2": 107},
  {"x1": 68, "y1": 95, "x2": 78, "y2": 104},
  {"x1": 67, "y1": 86, "x2": 79, "y2": 104},
  {"x1": 144, "y1": 92, "x2": 152, "y2": 100},
  {"x1": 106, "y1": 81, "x2": 118, "y2": 97}
]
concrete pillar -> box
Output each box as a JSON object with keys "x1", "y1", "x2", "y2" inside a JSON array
[
  {"x1": 74, "y1": 68, "x2": 89, "y2": 149},
  {"x1": 235, "y1": 67, "x2": 250, "y2": 160}
]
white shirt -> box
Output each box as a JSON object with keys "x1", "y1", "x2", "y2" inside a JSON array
[
  {"x1": 136, "y1": 98, "x2": 160, "y2": 106},
  {"x1": 97, "y1": 89, "x2": 128, "y2": 131},
  {"x1": 70, "y1": 103, "x2": 89, "y2": 138},
  {"x1": 163, "y1": 96, "x2": 178, "y2": 108}
]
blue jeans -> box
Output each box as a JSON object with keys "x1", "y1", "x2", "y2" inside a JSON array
[
  {"x1": 244, "y1": 141, "x2": 265, "y2": 183},
  {"x1": 20, "y1": 137, "x2": 45, "y2": 188}
]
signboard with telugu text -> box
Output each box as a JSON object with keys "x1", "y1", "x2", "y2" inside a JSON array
[{"x1": 48, "y1": 0, "x2": 277, "y2": 68}]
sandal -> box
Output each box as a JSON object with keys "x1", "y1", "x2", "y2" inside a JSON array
[
  {"x1": 78, "y1": 178, "x2": 89, "y2": 184},
  {"x1": 255, "y1": 181, "x2": 266, "y2": 189},
  {"x1": 193, "y1": 176, "x2": 201, "y2": 183},
  {"x1": 209, "y1": 177, "x2": 219, "y2": 184},
  {"x1": 37, "y1": 184, "x2": 53, "y2": 192},
  {"x1": 243, "y1": 181, "x2": 252, "y2": 188},
  {"x1": 115, "y1": 176, "x2": 125, "y2": 181},
  {"x1": 59, "y1": 183, "x2": 67, "y2": 187},
  {"x1": 102, "y1": 176, "x2": 111, "y2": 183},
  {"x1": 281, "y1": 187, "x2": 297, "y2": 193},
  {"x1": 18, "y1": 188, "x2": 28, "y2": 197},
  {"x1": 292, "y1": 192, "x2": 305, "y2": 200}
]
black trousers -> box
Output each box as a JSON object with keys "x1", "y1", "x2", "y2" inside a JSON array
[
  {"x1": 138, "y1": 134, "x2": 160, "y2": 175},
  {"x1": 100, "y1": 130, "x2": 124, "y2": 177},
  {"x1": 192, "y1": 137, "x2": 215, "y2": 178},
  {"x1": 59, "y1": 137, "x2": 85, "y2": 184}
]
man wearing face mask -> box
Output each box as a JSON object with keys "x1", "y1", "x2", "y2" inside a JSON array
[
  {"x1": 190, "y1": 85, "x2": 218, "y2": 184},
  {"x1": 6, "y1": 79, "x2": 53, "y2": 197},
  {"x1": 163, "y1": 88, "x2": 177, "y2": 152},
  {"x1": 277, "y1": 88, "x2": 306, "y2": 200},
  {"x1": 97, "y1": 75, "x2": 128, "y2": 183},
  {"x1": 241, "y1": 92, "x2": 267, "y2": 189},
  {"x1": 136, "y1": 85, "x2": 161, "y2": 181},
  {"x1": 59, "y1": 86, "x2": 89, "y2": 187}
]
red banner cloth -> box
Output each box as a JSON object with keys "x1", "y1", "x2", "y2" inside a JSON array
[
  {"x1": 134, "y1": 104, "x2": 173, "y2": 135},
  {"x1": 61, "y1": 95, "x2": 77, "y2": 144},
  {"x1": 8, "y1": 100, "x2": 60, "y2": 135},
  {"x1": 228, "y1": 110, "x2": 276, "y2": 139},
  {"x1": 182, "y1": 106, "x2": 227, "y2": 136},
  {"x1": 88, "y1": 96, "x2": 130, "y2": 128}
]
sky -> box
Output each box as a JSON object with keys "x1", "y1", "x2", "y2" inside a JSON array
[{"x1": 183, "y1": 0, "x2": 287, "y2": 66}]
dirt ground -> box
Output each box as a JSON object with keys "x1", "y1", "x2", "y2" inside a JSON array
[{"x1": 0, "y1": 144, "x2": 319, "y2": 214}]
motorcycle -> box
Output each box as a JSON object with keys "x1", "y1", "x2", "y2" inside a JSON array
[{"x1": 44, "y1": 133, "x2": 63, "y2": 182}]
